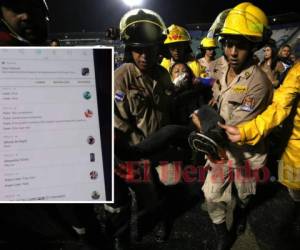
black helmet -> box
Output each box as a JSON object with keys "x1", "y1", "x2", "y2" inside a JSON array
[
  {"x1": 119, "y1": 8, "x2": 167, "y2": 47},
  {"x1": 0, "y1": 0, "x2": 49, "y2": 45},
  {"x1": 0, "y1": 0, "x2": 49, "y2": 19}
]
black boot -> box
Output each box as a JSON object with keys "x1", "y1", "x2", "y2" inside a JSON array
[
  {"x1": 112, "y1": 237, "x2": 130, "y2": 250},
  {"x1": 103, "y1": 205, "x2": 131, "y2": 250},
  {"x1": 292, "y1": 202, "x2": 300, "y2": 245},
  {"x1": 213, "y1": 222, "x2": 231, "y2": 250},
  {"x1": 233, "y1": 206, "x2": 247, "y2": 235},
  {"x1": 154, "y1": 218, "x2": 173, "y2": 243}
]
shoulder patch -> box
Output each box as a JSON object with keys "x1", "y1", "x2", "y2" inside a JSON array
[{"x1": 240, "y1": 95, "x2": 255, "y2": 112}]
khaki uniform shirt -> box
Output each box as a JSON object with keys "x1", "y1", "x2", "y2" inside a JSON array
[
  {"x1": 208, "y1": 56, "x2": 227, "y2": 77},
  {"x1": 210, "y1": 59, "x2": 273, "y2": 167},
  {"x1": 114, "y1": 63, "x2": 174, "y2": 145}
]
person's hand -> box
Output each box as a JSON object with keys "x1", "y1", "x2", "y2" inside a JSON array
[
  {"x1": 218, "y1": 122, "x2": 241, "y2": 143},
  {"x1": 208, "y1": 97, "x2": 217, "y2": 107},
  {"x1": 192, "y1": 77, "x2": 201, "y2": 85},
  {"x1": 207, "y1": 147, "x2": 228, "y2": 164},
  {"x1": 191, "y1": 112, "x2": 201, "y2": 131}
]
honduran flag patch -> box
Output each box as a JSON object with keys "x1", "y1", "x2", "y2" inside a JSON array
[{"x1": 115, "y1": 90, "x2": 125, "y2": 102}]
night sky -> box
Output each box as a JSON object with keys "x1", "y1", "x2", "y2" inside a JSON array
[{"x1": 47, "y1": 0, "x2": 300, "y2": 33}]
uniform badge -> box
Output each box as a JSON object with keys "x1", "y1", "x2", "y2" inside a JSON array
[
  {"x1": 240, "y1": 95, "x2": 255, "y2": 112},
  {"x1": 233, "y1": 85, "x2": 248, "y2": 93},
  {"x1": 115, "y1": 90, "x2": 125, "y2": 102},
  {"x1": 244, "y1": 71, "x2": 251, "y2": 79}
]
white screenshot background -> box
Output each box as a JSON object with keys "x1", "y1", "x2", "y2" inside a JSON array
[{"x1": 0, "y1": 48, "x2": 108, "y2": 202}]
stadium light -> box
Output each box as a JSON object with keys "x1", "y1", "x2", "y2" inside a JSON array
[{"x1": 122, "y1": 0, "x2": 143, "y2": 8}]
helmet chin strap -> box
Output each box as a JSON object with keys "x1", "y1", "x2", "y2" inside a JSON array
[{"x1": 1, "y1": 18, "x2": 30, "y2": 44}]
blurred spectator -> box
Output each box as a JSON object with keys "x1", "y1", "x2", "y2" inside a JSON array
[
  {"x1": 277, "y1": 44, "x2": 294, "y2": 86},
  {"x1": 50, "y1": 38, "x2": 60, "y2": 46},
  {"x1": 289, "y1": 53, "x2": 296, "y2": 63},
  {"x1": 278, "y1": 44, "x2": 293, "y2": 68},
  {"x1": 105, "y1": 27, "x2": 120, "y2": 40},
  {"x1": 259, "y1": 42, "x2": 285, "y2": 88}
]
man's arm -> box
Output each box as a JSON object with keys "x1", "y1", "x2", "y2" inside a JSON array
[
  {"x1": 221, "y1": 63, "x2": 300, "y2": 145},
  {"x1": 114, "y1": 67, "x2": 144, "y2": 143}
]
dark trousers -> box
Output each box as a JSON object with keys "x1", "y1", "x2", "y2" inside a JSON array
[{"x1": 113, "y1": 125, "x2": 196, "y2": 238}]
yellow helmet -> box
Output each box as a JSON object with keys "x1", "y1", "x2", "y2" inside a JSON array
[
  {"x1": 164, "y1": 24, "x2": 191, "y2": 44},
  {"x1": 220, "y1": 2, "x2": 269, "y2": 41},
  {"x1": 200, "y1": 37, "x2": 217, "y2": 49}
]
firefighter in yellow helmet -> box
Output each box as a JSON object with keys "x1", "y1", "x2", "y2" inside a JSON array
[
  {"x1": 198, "y1": 37, "x2": 217, "y2": 70},
  {"x1": 220, "y1": 61, "x2": 300, "y2": 243},
  {"x1": 161, "y1": 24, "x2": 203, "y2": 78},
  {"x1": 192, "y1": 3, "x2": 273, "y2": 249}
]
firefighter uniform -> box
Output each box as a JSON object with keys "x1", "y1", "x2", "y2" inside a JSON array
[
  {"x1": 203, "y1": 61, "x2": 273, "y2": 224},
  {"x1": 197, "y1": 3, "x2": 274, "y2": 249},
  {"x1": 114, "y1": 63, "x2": 174, "y2": 145},
  {"x1": 238, "y1": 62, "x2": 300, "y2": 193},
  {"x1": 161, "y1": 24, "x2": 204, "y2": 78},
  {"x1": 111, "y1": 9, "x2": 174, "y2": 249},
  {"x1": 207, "y1": 55, "x2": 227, "y2": 76}
]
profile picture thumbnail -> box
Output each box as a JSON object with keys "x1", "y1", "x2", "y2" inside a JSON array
[
  {"x1": 81, "y1": 67, "x2": 89, "y2": 76},
  {"x1": 87, "y1": 136, "x2": 95, "y2": 145},
  {"x1": 91, "y1": 191, "x2": 100, "y2": 200},
  {"x1": 90, "y1": 170, "x2": 98, "y2": 180},
  {"x1": 84, "y1": 109, "x2": 93, "y2": 118},
  {"x1": 83, "y1": 91, "x2": 91, "y2": 100},
  {"x1": 90, "y1": 153, "x2": 95, "y2": 162}
]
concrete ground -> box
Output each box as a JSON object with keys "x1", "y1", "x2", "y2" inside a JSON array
[{"x1": 130, "y1": 181, "x2": 297, "y2": 250}]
